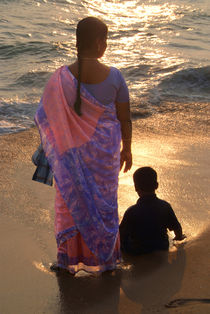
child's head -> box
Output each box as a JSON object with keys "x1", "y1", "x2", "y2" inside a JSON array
[{"x1": 133, "y1": 167, "x2": 158, "y2": 196}]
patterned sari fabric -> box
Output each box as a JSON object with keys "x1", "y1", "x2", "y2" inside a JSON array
[{"x1": 35, "y1": 66, "x2": 121, "y2": 273}]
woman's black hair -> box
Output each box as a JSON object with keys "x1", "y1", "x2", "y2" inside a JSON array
[
  {"x1": 74, "y1": 17, "x2": 108, "y2": 116},
  {"x1": 74, "y1": 50, "x2": 82, "y2": 115}
]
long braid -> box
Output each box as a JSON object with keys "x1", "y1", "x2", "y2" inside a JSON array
[
  {"x1": 74, "y1": 17, "x2": 108, "y2": 116},
  {"x1": 74, "y1": 49, "x2": 82, "y2": 116}
]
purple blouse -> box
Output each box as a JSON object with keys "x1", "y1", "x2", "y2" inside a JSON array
[{"x1": 74, "y1": 66, "x2": 129, "y2": 105}]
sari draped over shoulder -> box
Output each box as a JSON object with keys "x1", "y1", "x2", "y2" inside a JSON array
[{"x1": 35, "y1": 66, "x2": 121, "y2": 273}]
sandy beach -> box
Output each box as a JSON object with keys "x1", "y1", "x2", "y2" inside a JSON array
[{"x1": 0, "y1": 124, "x2": 210, "y2": 314}]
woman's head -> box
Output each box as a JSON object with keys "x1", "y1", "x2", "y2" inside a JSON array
[
  {"x1": 76, "y1": 17, "x2": 108, "y2": 58},
  {"x1": 74, "y1": 17, "x2": 108, "y2": 116}
]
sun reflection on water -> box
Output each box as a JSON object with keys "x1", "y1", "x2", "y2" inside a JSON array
[
  {"x1": 81, "y1": 0, "x2": 185, "y2": 96},
  {"x1": 85, "y1": 1, "x2": 179, "y2": 25},
  {"x1": 34, "y1": 0, "x2": 188, "y2": 100}
]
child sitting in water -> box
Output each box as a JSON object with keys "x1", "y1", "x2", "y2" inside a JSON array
[{"x1": 119, "y1": 167, "x2": 185, "y2": 255}]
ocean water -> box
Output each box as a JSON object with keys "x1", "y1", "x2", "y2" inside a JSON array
[{"x1": 0, "y1": 0, "x2": 210, "y2": 134}]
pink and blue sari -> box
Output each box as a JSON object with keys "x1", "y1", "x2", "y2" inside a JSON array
[{"x1": 35, "y1": 66, "x2": 121, "y2": 273}]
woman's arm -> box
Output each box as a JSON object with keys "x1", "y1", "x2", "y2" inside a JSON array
[{"x1": 115, "y1": 101, "x2": 132, "y2": 172}]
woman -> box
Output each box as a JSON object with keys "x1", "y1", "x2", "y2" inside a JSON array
[{"x1": 35, "y1": 17, "x2": 132, "y2": 274}]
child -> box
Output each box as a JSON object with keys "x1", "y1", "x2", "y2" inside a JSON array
[{"x1": 119, "y1": 167, "x2": 185, "y2": 255}]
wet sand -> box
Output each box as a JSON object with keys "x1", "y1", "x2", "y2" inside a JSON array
[{"x1": 0, "y1": 126, "x2": 210, "y2": 314}]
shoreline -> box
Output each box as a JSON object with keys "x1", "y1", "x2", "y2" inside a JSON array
[{"x1": 0, "y1": 127, "x2": 210, "y2": 313}]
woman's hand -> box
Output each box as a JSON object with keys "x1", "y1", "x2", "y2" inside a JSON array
[
  {"x1": 115, "y1": 100, "x2": 132, "y2": 173},
  {"x1": 120, "y1": 149, "x2": 132, "y2": 173}
]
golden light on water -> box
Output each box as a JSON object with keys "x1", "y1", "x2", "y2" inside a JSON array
[
  {"x1": 82, "y1": 0, "x2": 185, "y2": 90},
  {"x1": 85, "y1": 1, "x2": 181, "y2": 43},
  {"x1": 58, "y1": 18, "x2": 72, "y2": 25},
  {"x1": 61, "y1": 7, "x2": 70, "y2": 13},
  {"x1": 86, "y1": 1, "x2": 179, "y2": 26},
  {"x1": 44, "y1": 0, "x2": 188, "y2": 89}
]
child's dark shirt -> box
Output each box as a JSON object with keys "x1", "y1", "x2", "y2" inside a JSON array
[{"x1": 119, "y1": 194, "x2": 181, "y2": 254}]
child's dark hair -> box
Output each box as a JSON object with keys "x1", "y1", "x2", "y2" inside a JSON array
[
  {"x1": 74, "y1": 17, "x2": 108, "y2": 116},
  {"x1": 133, "y1": 167, "x2": 158, "y2": 193}
]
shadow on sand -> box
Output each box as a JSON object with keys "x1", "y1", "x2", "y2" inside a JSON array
[
  {"x1": 55, "y1": 245, "x2": 185, "y2": 313},
  {"x1": 56, "y1": 270, "x2": 121, "y2": 314},
  {"x1": 120, "y1": 245, "x2": 186, "y2": 313}
]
